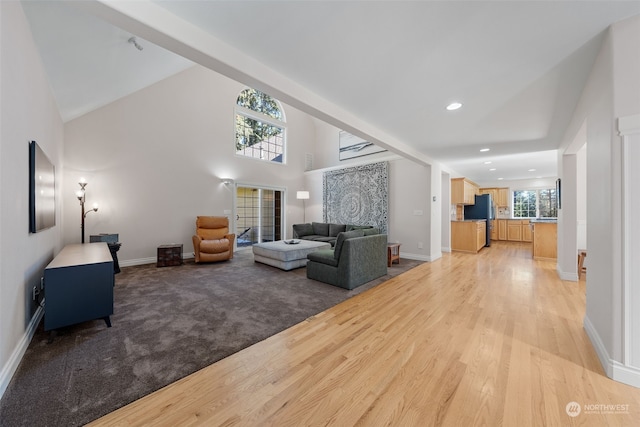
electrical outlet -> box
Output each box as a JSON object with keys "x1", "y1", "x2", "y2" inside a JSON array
[{"x1": 418, "y1": 242, "x2": 424, "y2": 249}]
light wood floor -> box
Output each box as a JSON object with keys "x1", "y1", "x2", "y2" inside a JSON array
[{"x1": 90, "y1": 241, "x2": 640, "y2": 426}]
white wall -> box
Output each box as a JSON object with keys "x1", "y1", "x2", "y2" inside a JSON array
[
  {"x1": 309, "y1": 120, "x2": 435, "y2": 261},
  {"x1": 0, "y1": 2, "x2": 64, "y2": 398},
  {"x1": 63, "y1": 65, "x2": 317, "y2": 263},
  {"x1": 559, "y1": 15, "x2": 640, "y2": 388}
]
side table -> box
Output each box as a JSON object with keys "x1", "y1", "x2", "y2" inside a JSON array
[
  {"x1": 387, "y1": 243, "x2": 401, "y2": 267},
  {"x1": 157, "y1": 244, "x2": 183, "y2": 267}
]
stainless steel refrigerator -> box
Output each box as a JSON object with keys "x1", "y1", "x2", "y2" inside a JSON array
[{"x1": 463, "y1": 194, "x2": 494, "y2": 247}]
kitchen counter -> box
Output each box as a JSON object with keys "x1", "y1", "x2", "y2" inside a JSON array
[
  {"x1": 531, "y1": 221, "x2": 557, "y2": 260},
  {"x1": 452, "y1": 219, "x2": 487, "y2": 222},
  {"x1": 451, "y1": 220, "x2": 486, "y2": 253}
]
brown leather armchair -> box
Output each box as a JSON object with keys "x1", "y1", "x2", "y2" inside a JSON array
[{"x1": 192, "y1": 216, "x2": 235, "y2": 263}]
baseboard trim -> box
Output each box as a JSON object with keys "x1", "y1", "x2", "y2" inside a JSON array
[
  {"x1": 402, "y1": 253, "x2": 433, "y2": 262},
  {"x1": 441, "y1": 247, "x2": 451, "y2": 253},
  {"x1": 557, "y1": 266, "x2": 579, "y2": 282},
  {"x1": 584, "y1": 315, "x2": 640, "y2": 389},
  {"x1": 0, "y1": 304, "x2": 44, "y2": 400},
  {"x1": 119, "y1": 252, "x2": 195, "y2": 268}
]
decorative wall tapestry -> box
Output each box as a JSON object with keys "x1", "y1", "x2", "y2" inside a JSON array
[
  {"x1": 323, "y1": 161, "x2": 388, "y2": 233},
  {"x1": 339, "y1": 131, "x2": 386, "y2": 161}
]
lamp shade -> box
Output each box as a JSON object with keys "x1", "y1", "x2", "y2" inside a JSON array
[{"x1": 296, "y1": 191, "x2": 310, "y2": 200}]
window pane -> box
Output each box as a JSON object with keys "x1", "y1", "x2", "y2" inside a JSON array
[
  {"x1": 513, "y1": 190, "x2": 536, "y2": 218},
  {"x1": 539, "y1": 188, "x2": 557, "y2": 218},
  {"x1": 237, "y1": 89, "x2": 282, "y2": 121},
  {"x1": 235, "y1": 114, "x2": 284, "y2": 163}
]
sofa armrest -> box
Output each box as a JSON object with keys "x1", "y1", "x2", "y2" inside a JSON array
[
  {"x1": 192, "y1": 235, "x2": 202, "y2": 263},
  {"x1": 224, "y1": 233, "x2": 236, "y2": 258},
  {"x1": 307, "y1": 249, "x2": 338, "y2": 267}
]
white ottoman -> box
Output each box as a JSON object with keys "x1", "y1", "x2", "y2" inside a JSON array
[{"x1": 252, "y1": 240, "x2": 331, "y2": 271}]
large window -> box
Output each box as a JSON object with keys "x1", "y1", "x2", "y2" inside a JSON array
[
  {"x1": 513, "y1": 188, "x2": 558, "y2": 218},
  {"x1": 235, "y1": 89, "x2": 286, "y2": 163}
]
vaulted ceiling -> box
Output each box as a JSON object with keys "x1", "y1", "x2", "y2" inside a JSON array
[{"x1": 21, "y1": 1, "x2": 640, "y2": 182}]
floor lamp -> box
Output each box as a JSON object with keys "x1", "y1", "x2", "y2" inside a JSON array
[
  {"x1": 297, "y1": 191, "x2": 310, "y2": 223},
  {"x1": 76, "y1": 178, "x2": 98, "y2": 243}
]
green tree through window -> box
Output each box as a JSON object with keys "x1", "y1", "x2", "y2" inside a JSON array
[
  {"x1": 512, "y1": 188, "x2": 558, "y2": 218},
  {"x1": 235, "y1": 89, "x2": 285, "y2": 163}
]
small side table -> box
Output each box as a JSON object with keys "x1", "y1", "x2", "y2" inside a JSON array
[
  {"x1": 157, "y1": 244, "x2": 183, "y2": 267},
  {"x1": 387, "y1": 243, "x2": 401, "y2": 267}
]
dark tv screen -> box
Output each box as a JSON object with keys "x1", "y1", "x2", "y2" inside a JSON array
[{"x1": 29, "y1": 140, "x2": 56, "y2": 233}]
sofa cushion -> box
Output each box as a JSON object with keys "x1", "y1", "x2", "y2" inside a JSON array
[
  {"x1": 293, "y1": 223, "x2": 314, "y2": 238},
  {"x1": 328, "y1": 223, "x2": 347, "y2": 237},
  {"x1": 307, "y1": 249, "x2": 338, "y2": 267},
  {"x1": 346, "y1": 224, "x2": 373, "y2": 232},
  {"x1": 312, "y1": 222, "x2": 330, "y2": 236},
  {"x1": 334, "y1": 229, "x2": 364, "y2": 259},
  {"x1": 362, "y1": 227, "x2": 380, "y2": 236}
]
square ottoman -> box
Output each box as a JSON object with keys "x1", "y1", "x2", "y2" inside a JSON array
[{"x1": 252, "y1": 240, "x2": 331, "y2": 271}]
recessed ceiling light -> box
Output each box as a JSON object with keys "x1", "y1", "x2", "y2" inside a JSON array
[
  {"x1": 489, "y1": 168, "x2": 496, "y2": 171},
  {"x1": 480, "y1": 148, "x2": 490, "y2": 152},
  {"x1": 528, "y1": 168, "x2": 536, "y2": 172},
  {"x1": 484, "y1": 161, "x2": 492, "y2": 165},
  {"x1": 446, "y1": 102, "x2": 462, "y2": 111},
  {"x1": 498, "y1": 177, "x2": 504, "y2": 180}
]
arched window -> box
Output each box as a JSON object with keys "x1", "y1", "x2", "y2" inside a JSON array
[{"x1": 235, "y1": 88, "x2": 286, "y2": 163}]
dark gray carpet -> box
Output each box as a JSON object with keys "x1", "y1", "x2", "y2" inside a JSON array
[{"x1": 0, "y1": 250, "x2": 422, "y2": 426}]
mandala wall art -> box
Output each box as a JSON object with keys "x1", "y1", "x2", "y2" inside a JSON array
[{"x1": 323, "y1": 161, "x2": 388, "y2": 233}]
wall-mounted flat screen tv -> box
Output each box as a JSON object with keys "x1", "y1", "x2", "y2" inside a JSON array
[{"x1": 29, "y1": 140, "x2": 56, "y2": 233}]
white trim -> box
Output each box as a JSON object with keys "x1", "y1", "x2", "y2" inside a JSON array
[
  {"x1": 0, "y1": 305, "x2": 44, "y2": 400},
  {"x1": 584, "y1": 315, "x2": 640, "y2": 389},
  {"x1": 618, "y1": 114, "x2": 640, "y2": 136},
  {"x1": 441, "y1": 246, "x2": 452, "y2": 253},
  {"x1": 402, "y1": 252, "x2": 432, "y2": 262},
  {"x1": 119, "y1": 251, "x2": 195, "y2": 268},
  {"x1": 557, "y1": 266, "x2": 579, "y2": 282}
]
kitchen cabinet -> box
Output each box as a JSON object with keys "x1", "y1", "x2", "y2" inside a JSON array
[
  {"x1": 490, "y1": 219, "x2": 497, "y2": 241},
  {"x1": 496, "y1": 188, "x2": 509, "y2": 207},
  {"x1": 498, "y1": 219, "x2": 507, "y2": 240},
  {"x1": 522, "y1": 220, "x2": 532, "y2": 242},
  {"x1": 451, "y1": 220, "x2": 486, "y2": 253},
  {"x1": 532, "y1": 221, "x2": 557, "y2": 260},
  {"x1": 479, "y1": 187, "x2": 509, "y2": 207},
  {"x1": 452, "y1": 178, "x2": 479, "y2": 205},
  {"x1": 507, "y1": 220, "x2": 523, "y2": 241}
]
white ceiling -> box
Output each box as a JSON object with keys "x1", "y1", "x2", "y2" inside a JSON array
[{"x1": 20, "y1": 1, "x2": 640, "y2": 183}]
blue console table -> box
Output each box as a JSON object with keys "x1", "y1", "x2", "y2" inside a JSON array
[{"x1": 43, "y1": 243, "x2": 114, "y2": 331}]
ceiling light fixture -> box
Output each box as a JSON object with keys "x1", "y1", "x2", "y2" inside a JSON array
[
  {"x1": 484, "y1": 161, "x2": 492, "y2": 164},
  {"x1": 489, "y1": 168, "x2": 496, "y2": 171},
  {"x1": 498, "y1": 178, "x2": 504, "y2": 180},
  {"x1": 446, "y1": 102, "x2": 462, "y2": 111},
  {"x1": 128, "y1": 36, "x2": 143, "y2": 51},
  {"x1": 528, "y1": 168, "x2": 536, "y2": 172},
  {"x1": 480, "y1": 148, "x2": 490, "y2": 152}
]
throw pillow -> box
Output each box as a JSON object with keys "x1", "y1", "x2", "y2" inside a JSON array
[
  {"x1": 312, "y1": 222, "x2": 330, "y2": 236},
  {"x1": 329, "y1": 223, "x2": 347, "y2": 237},
  {"x1": 334, "y1": 229, "x2": 364, "y2": 259},
  {"x1": 293, "y1": 223, "x2": 314, "y2": 238}
]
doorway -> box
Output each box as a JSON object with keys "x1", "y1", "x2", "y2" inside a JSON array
[{"x1": 235, "y1": 186, "x2": 283, "y2": 247}]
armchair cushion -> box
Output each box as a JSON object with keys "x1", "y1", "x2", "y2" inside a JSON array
[
  {"x1": 292, "y1": 223, "x2": 314, "y2": 238},
  {"x1": 333, "y1": 230, "x2": 364, "y2": 259}
]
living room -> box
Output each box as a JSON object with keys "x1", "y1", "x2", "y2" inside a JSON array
[{"x1": 2, "y1": 1, "x2": 640, "y2": 424}]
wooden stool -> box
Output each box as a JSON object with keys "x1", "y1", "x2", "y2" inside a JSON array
[
  {"x1": 578, "y1": 249, "x2": 587, "y2": 279},
  {"x1": 387, "y1": 243, "x2": 401, "y2": 267}
]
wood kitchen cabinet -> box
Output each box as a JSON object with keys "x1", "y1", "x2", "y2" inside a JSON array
[
  {"x1": 452, "y1": 178, "x2": 479, "y2": 205},
  {"x1": 498, "y1": 219, "x2": 507, "y2": 240},
  {"x1": 496, "y1": 188, "x2": 509, "y2": 207},
  {"x1": 532, "y1": 221, "x2": 557, "y2": 260},
  {"x1": 490, "y1": 219, "x2": 497, "y2": 241},
  {"x1": 522, "y1": 220, "x2": 532, "y2": 242},
  {"x1": 479, "y1": 187, "x2": 509, "y2": 207},
  {"x1": 507, "y1": 220, "x2": 523, "y2": 241},
  {"x1": 452, "y1": 220, "x2": 486, "y2": 253}
]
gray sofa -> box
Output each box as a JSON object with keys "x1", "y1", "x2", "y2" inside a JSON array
[
  {"x1": 306, "y1": 230, "x2": 388, "y2": 290},
  {"x1": 292, "y1": 222, "x2": 375, "y2": 247}
]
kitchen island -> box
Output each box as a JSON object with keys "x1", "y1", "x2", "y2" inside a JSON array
[
  {"x1": 531, "y1": 220, "x2": 557, "y2": 260},
  {"x1": 452, "y1": 220, "x2": 487, "y2": 253}
]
